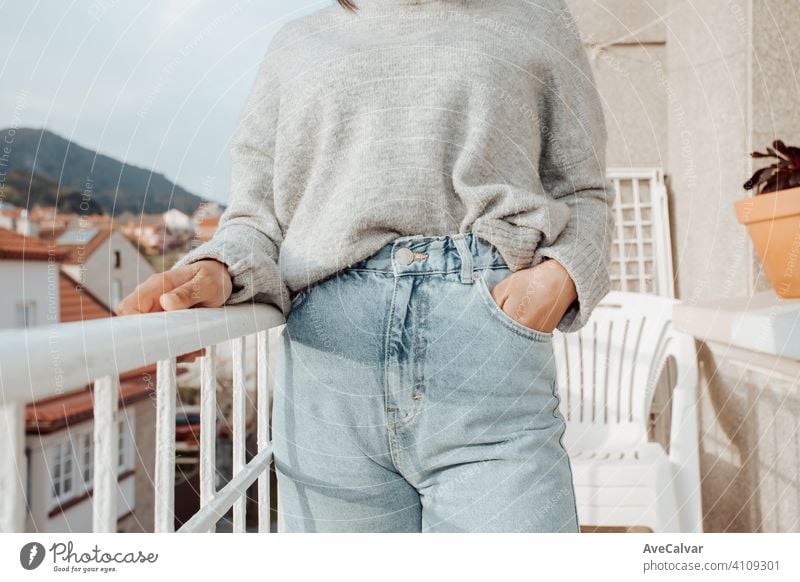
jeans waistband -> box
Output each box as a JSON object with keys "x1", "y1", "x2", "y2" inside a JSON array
[{"x1": 346, "y1": 232, "x2": 508, "y2": 283}]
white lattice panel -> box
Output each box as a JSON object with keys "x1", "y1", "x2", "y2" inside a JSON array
[{"x1": 607, "y1": 168, "x2": 674, "y2": 298}]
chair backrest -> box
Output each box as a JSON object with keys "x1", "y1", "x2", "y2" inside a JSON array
[
  {"x1": 607, "y1": 168, "x2": 674, "y2": 298},
  {"x1": 552, "y1": 291, "x2": 680, "y2": 448}
]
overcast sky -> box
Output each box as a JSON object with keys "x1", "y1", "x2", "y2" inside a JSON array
[{"x1": 0, "y1": 0, "x2": 328, "y2": 203}]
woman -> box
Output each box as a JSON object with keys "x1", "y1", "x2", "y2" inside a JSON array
[{"x1": 117, "y1": 0, "x2": 614, "y2": 532}]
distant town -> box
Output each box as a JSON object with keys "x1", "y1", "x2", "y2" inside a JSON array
[{"x1": 0, "y1": 198, "x2": 240, "y2": 532}]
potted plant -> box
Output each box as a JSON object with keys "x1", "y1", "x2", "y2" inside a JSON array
[{"x1": 735, "y1": 139, "x2": 800, "y2": 298}]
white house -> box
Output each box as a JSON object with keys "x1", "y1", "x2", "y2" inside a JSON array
[
  {"x1": 57, "y1": 227, "x2": 155, "y2": 310},
  {"x1": 22, "y1": 272, "x2": 157, "y2": 533},
  {"x1": 24, "y1": 395, "x2": 141, "y2": 532},
  {"x1": 0, "y1": 229, "x2": 63, "y2": 329}
]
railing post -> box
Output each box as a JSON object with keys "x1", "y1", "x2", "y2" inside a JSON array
[
  {"x1": 0, "y1": 304, "x2": 285, "y2": 535},
  {"x1": 155, "y1": 358, "x2": 177, "y2": 532},
  {"x1": 0, "y1": 402, "x2": 26, "y2": 532},
  {"x1": 92, "y1": 375, "x2": 119, "y2": 532},
  {"x1": 200, "y1": 344, "x2": 217, "y2": 533},
  {"x1": 256, "y1": 330, "x2": 271, "y2": 533},
  {"x1": 231, "y1": 337, "x2": 247, "y2": 532}
]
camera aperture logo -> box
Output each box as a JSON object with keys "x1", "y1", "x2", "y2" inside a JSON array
[
  {"x1": 19, "y1": 540, "x2": 158, "y2": 574},
  {"x1": 20, "y1": 542, "x2": 46, "y2": 570}
]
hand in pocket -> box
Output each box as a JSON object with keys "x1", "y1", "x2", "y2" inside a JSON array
[{"x1": 489, "y1": 258, "x2": 577, "y2": 334}]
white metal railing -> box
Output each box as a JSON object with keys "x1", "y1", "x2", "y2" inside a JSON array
[{"x1": 0, "y1": 304, "x2": 285, "y2": 533}]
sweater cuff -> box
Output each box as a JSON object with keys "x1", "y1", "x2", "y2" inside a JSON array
[
  {"x1": 174, "y1": 224, "x2": 291, "y2": 317},
  {"x1": 532, "y1": 225, "x2": 611, "y2": 334}
]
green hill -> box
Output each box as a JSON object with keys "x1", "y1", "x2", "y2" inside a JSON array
[
  {"x1": 0, "y1": 169, "x2": 105, "y2": 215},
  {"x1": 0, "y1": 127, "x2": 209, "y2": 215}
]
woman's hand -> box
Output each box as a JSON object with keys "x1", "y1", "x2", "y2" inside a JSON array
[
  {"x1": 115, "y1": 259, "x2": 233, "y2": 316},
  {"x1": 489, "y1": 258, "x2": 577, "y2": 334},
  {"x1": 114, "y1": 260, "x2": 234, "y2": 363}
]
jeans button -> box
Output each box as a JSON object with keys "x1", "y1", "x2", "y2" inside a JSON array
[{"x1": 395, "y1": 247, "x2": 414, "y2": 265}]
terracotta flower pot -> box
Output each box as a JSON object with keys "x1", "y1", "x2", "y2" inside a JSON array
[{"x1": 735, "y1": 186, "x2": 800, "y2": 298}]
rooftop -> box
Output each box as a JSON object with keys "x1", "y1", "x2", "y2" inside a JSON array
[
  {"x1": 24, "y1": 366, "x2": 156, "y2": 434},
  {"x1": 0, "y1": 229, "x2": 67, "y2": 261},
  {"x1": 59, "y1": 271, "x2": 112, "y2": 323},
  {"x1": 56, "y1": 227, "x2": 112, "y2": 264}
]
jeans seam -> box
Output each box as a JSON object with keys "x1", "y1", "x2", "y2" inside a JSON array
[
  {"x1": 551, "y1": 377, "x2": 580, "y2": 532},
  {"x1": 383, "y1": 273, "x2": 407, "y2": 475}
]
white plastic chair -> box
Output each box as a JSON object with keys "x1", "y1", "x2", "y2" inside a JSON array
[{"x1": 552, "y1": 290, "x2": 703, "y2": 532}]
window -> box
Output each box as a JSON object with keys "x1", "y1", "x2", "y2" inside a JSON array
[
  {"x1": 15, "y1": 302, "x2": 36, "y2": 328},
  {"x1": 111, "y1": 279, "x2": 122, "y2": 309},
  {"x1": 113, "y1": 250, "x2": 121, "y2": 269},
  {"x1": 51, "y1": 441, "x2": 74, "y2": 502},
  {"x1": 82, "y1": 433, "x2": 93, "y2": 487},
  {"x1": 117, "y1": 417, "x2": 136, "y2": 472}
]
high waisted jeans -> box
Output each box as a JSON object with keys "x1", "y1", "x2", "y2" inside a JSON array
[{"x1": 272, "y1": 232, "x2": 579, "y2": 532}]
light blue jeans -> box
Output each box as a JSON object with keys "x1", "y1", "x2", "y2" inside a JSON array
[{"x1": 272, "y1": 232, "x2": 579, "y2": 532}]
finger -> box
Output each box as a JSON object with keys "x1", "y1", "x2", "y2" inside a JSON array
[
  {"x1": 115, "y1": 281, "x2": 163, "y2": 316},
  {"x1": 491, "y1": 277, "x2": 511, "y2": 308},
  {"x1": 159, "y1": 268, "x2": 221, "y2": 311},
  {"x1": 117, "y1": 266, "x2": 199, "y2": 315}
]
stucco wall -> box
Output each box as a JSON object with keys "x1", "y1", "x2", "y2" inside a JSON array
[
  {"x1": 568, "y1": 0, "x2": 800, "y2": 532},
  {"x1": 0, "y1": 259, "x2": 58, "y2": 329},
  {"x1": 566, "y1": 0, "x2": 669, "y2": 168},
  {"x1": 78, "y1": 231, "x2": 155, "y2": 310},
  {"x1": 24, "y1": 419, "x2": 137, "y2": 533}
]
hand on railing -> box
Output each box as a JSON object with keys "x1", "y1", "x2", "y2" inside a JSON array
[{"x1": 115, "y1": 259, "x2": 234, "y2": 363}]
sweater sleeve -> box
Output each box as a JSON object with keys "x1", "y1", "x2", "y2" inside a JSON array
[
  {"x1": 174, "y1": 36, "x2": 291, "y2": 317},
  {"x1": 531, "y1": 1, "x2": 615, "y2": 334}
]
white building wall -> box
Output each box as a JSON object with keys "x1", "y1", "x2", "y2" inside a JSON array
[
  {"x1": 566, "y1": 0, "x2": 670, "y2": 168},
  {"x1": 24, "y1": 416, "x2": 137, "y2": 533},
  {"x1": 75, "y1": 231, "x2": 155, "y2": 310},
  {"x1": 0, "y1": 259, "x2": 59, "y2": 329}
]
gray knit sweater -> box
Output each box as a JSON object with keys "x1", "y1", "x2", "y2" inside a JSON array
[{"x1": 176, "y1": 0, "x2": 615, "y2": 333}]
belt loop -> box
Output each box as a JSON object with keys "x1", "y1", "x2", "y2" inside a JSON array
[{"x1": 452, "y1": 233, "x2": 473, "y2": 284}]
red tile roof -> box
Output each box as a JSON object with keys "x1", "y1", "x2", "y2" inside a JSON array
[
  {"x1": 59, "y1": 271, "x2": 112, "y2": 323},
  {"x1": 24, "y1": 270, "x2": 149, "y2": 433},
  {"x1": 0, "y1": 229, "x2": 68, "y2": 261},
  {"x1": 25, "y1": 366, "x2": 157, "y2": 434}
]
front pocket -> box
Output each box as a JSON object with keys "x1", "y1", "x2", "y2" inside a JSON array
[
  {"x1": 475, "y1": 270, "x2": 553, "y2": 342},
  {"x1": 289, "y1": 286, "x2": 311, "y2": 311}
]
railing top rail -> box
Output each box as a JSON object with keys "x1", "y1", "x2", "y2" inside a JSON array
[{"x1": 0, "y1": 304, "x2": 284, "y2": 402}]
